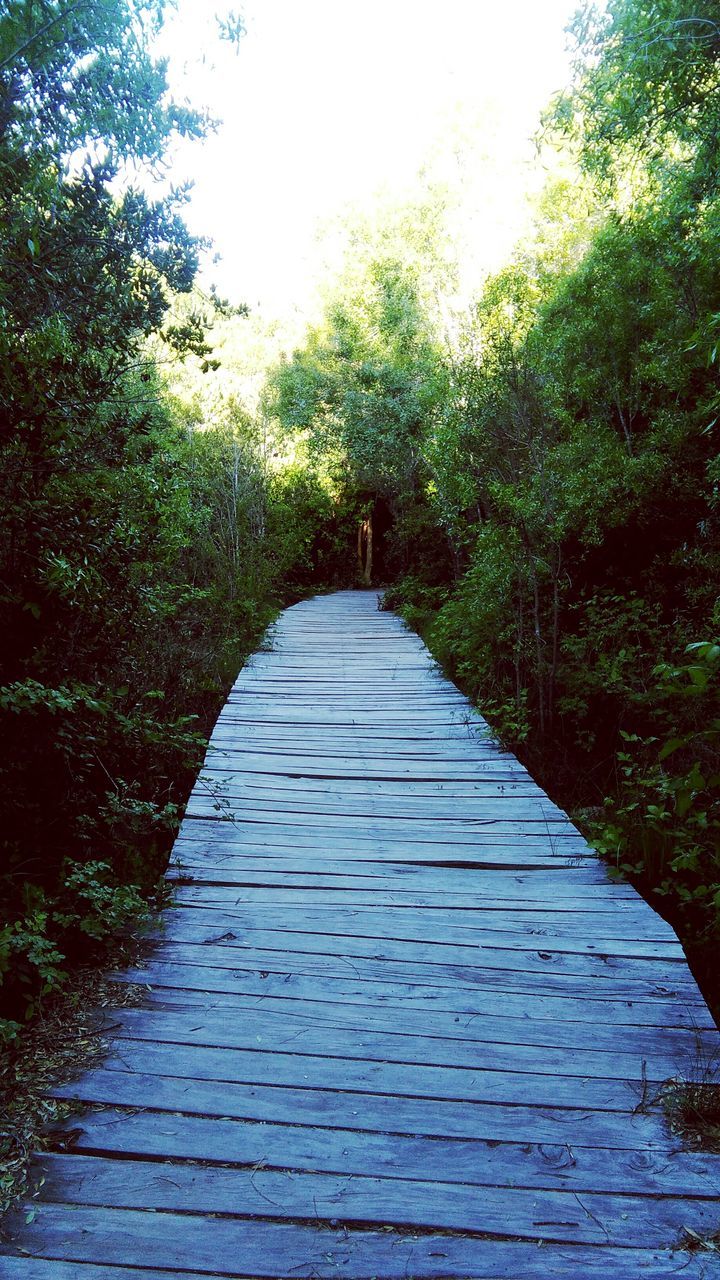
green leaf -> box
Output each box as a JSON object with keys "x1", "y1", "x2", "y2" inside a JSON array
[{"x1": 675, "y1": 792, "x2": 693, "y2": 818}]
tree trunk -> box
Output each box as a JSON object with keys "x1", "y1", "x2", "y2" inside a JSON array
[
  {"x1": 358, "y1": 514, "x2": 373, "y2": 586},
  {"x1": 364, "y1": 512, "x2": 373, "y2": 585},
  {"x1": 528, "y1": 555, "x2": 545, "y2": 736}
]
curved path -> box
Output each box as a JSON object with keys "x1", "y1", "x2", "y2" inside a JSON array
[{"x1": 3, "y1": 590, "x2": 720, "y2": 1277}]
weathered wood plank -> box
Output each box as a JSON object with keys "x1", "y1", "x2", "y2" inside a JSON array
[
  {"x1": 1, "y1": 1206, "x2": 706, "y2": 1279},
  {"x1": 50, "y1": 1068, "x2": 672, "y2": 1147},
  {"x1": 167, "y1": 844, "x2": 633, "y2": 881},
  {"x1": 44, "y1": 1119, "x2": 720, "y2": 1209},
  {"x1": 194, "y1": 771, "x2": 547, "y2": 795},
  {"x1": 210, "y1": 743, "x2": 503, "y2": 758},
  {"x1": 201, "y1": 760, "x2": 531, "y2": 778},
  {"x1": 124, "y1": 991, "x2": 717, "y2": 1064},
  {"x1": 179, "y1": 811, "x2": 589, "y2": 839},
  {"x1": 113, "y1": 958, "x2": 709, "y2": 1025},
  {"x1": 158, "y1": 905, "x2": 688, "y2": 963},
  {"x1": 27, "y1": 1153, "x2": 720, "y2": 1243},
  {"x1": 89, "y1": 1040, "x2": 647, "y2": 1108},
  {"x1": 189, "y1": 779, "x2": 550, "y2": 805},
  {"x1": 173, "y1": 833, "x2": 603, "y2": 868},
  {"x1": 108, "y1": 1004, "x2": 707, "y2": 1078},
  {"x1": 168, "y1": 855, "x2": 630, "y2": 889},
  {"x1": 139, "y1": 941, "x2": 704, "y2": 1003},
  {"x1": 151, "y1": 921, "x2": 700, "y2": 993},
  {"x1": 184, "y1": 790, "x2": 573, "y2": 818},
  {"x1": 168, "y1": 888, "x2": 679, "y2": 939},
  {"x1": 0, "y1": 1264, "x2": 239, "y2": 1280},
  {"x1": 166, "y1": 861, "x2": 641, "y2": 901}
]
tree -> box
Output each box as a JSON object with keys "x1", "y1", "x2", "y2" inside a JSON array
[
  {"x1": 0, "y1": 0, "x2": 210, "y2": 680},
  {"x1": 0, "y1": 0, "x2": 216, "y2": 1036},
  {"x1": 550, "y1": 1, "x2": 720, "y2": 197}
]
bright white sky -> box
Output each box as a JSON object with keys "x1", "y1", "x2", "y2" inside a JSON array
[{"x1": 158, "y1": 0, "x2": 581, "y2": 322}]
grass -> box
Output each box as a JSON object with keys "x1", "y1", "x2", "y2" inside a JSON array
[
  {"x1": 0, "y1": 941, "x2": 149, "y2": 1228},
  {"x1": 663, "y1": 1075, "x2": 720, "y2": 1154},
  {"x1": 653, "y1": 1019, "x2": 720, "y2": 1163}
]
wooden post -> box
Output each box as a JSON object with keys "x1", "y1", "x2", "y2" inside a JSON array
[
  {"x1": 357, "y1": 513, "x2": 373, "y2": 585},
  {"x1": 364, "y1": 511, "x2": 373, "y2": 586}
]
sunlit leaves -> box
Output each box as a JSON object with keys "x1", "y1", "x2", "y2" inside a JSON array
[
  {"x1": 550, "y1": 1, "x2": 720, "y2": 199},
  {"x1": 268, "y1": 252, "x2": 445, "y2": 502},
  {"x1": 216, "y1": 9, "x2": 246, "y2": 53}
]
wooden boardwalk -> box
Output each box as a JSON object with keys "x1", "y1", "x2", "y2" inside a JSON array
[{"x1": 3, "y1": 589, "x2": 720, "y2": 1277}]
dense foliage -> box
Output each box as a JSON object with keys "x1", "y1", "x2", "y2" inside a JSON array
[{"x1": 266, "y1": 202, "x2": 454, "y2": 585}]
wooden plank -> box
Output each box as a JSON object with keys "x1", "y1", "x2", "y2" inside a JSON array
[
  {"x1": 174, "y1": 821, "x2": 601, "y2": 859},
  {"x1": 159, "y1": 904, "x2": 687, "y2": 962},
  {"x1": 198, "y1": 773, "x2": 545, "y2": 792},
  {"x1": 167, "y1": 847, "x2": 633, "y2": 885},
  {"x1": 224, "y1": 693, "x2": 470, "y2": 705},
  {"x1": 41, "y1": 1124, "x2": 720, "y2": 1206},
  {"x1": 50, "y1": 1069, "x2": 672, "y2": 1148},
  {"x1": 120, "y1": 982, "x2": 714, "y2": 1058},
  {"x1": 167, "y1": 861, "x2": 640, "y2": 900},
  {"x1": 168, "y1": 870, "x2": 653, "y2": 912},
  {"x1": 190, "y1": 825, "x2": 580, "y2": 850},
  {"x1": 186, "y1": 794, "x2": 568, "y2": 821},
  {"x1": 205, "y1": 739, "x2": 521, "y2": 758},
  {"x1": 113, "y1": 959, "x2": 711, "y2": 1026},
  {"x1": 169, "y1": 890, "x2": 677, "y2": 939},
  {"x1": 210, "y1": 729, "x2": 499, "y2": 745},
  {"x1": 1, "y1": 1203, "x2": 709, "y2": 1276},
  {"x1": 153, "y1": 921, "x2": 698, "y2": 991},
  {"x1": 141, "y1": 941, "x2": 705, "y2": 1004},
  {"x1": 28, "y1": 1153, "x2": 720, "y2": 1243},
  {"x1": 190, "y1": 775, "x2": 548, "y2": 799},
  {"x1": 183, "y1": 800, "x2": 578, "y2": 829},
  {"x1": 168, "y1": 855, "x2": 624, "y2": 888},
  {"x1": 198, "y1": 762, "x2": 537, "y2": 780},
  {"x1": 93, "y1": 1040, "x2": 644, "y2": 1108},
  {"x1": 109, "y1": 1005, "x2": 696, "y2": 1080},
  {"x1": 112, "y1": 995, "x2": 713, "y2": 1067},
  {"x1": 168, "y1": 876, "x2": 634, "y2": 906},
  {"x1": 177, "y1": 807, "x2": 586, "y2": 835},
  {"x1": 209, "y1": 727, "x2": 507, "y2": 738},
  {"x1": 173, "y1": 826, "x2": 601, "y2": 861},
  {"x1": 201, "y1": 755, "x2": 529, "y2": 773}
]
